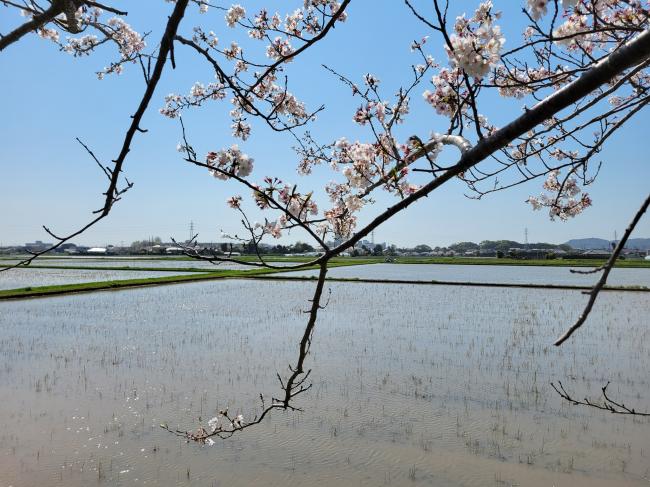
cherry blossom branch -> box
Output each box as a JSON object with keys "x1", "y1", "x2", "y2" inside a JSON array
[
  {"x1": 0, "y1": 0, "x2": 190, "y2": 272},
  {"x1": 554, "y1": 192, "x2": 650, "y2": 346},
  {"x1": 173, "y1": 35, "x2": 322, "y2": 133},
  {"x1": 551, "y1": 381, "x2": 650, "y2": 416},
  {"x1": 324, "y1": 27, "x2": 650, "y2": 258},
  {"x1": 0, "y1": 0, "x2": 64, "y2": 51},
  {"x1": 246, "y1": 0, "x2": 351, "y2": 95}
]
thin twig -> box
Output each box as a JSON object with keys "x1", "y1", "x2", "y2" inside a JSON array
[{"x1": 554, "y1": 192, "x2": 650, "y2": 345}]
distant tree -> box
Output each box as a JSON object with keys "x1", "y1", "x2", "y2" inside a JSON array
[
  {"x1": 271, "y1": 245, "x2": 289, "y2": 254},
  {"x1": 291, "y1": 241, "x2": 315, "y2": 253},
  {"x1": 413, "y1": 244, "x2": 432, "y2": 253},
  {"x1": 449, "y1": 241, "x2": 479, "y2": 253},
  {"x1": 372, "y1": 244, "x2": 384, "y2": 256}
]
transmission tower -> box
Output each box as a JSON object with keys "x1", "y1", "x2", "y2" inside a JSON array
[{"x1": 524, "y1": 227, "x2": 529, "y2": 249}]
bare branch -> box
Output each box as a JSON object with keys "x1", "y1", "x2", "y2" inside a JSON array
[
  {"x1": 551, "y1": 381, "x2": 650, "y2": 416},
  {"x1": 554, "y1": 192, "x2": 650, "y2": 346},
  {"x1": 1, "y1": 0, "x2": 190, "y2": 271}
]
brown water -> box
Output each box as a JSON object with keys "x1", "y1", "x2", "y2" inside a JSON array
[{"x1": 0, "y1": 280, "x2": 648, "y2": 486}]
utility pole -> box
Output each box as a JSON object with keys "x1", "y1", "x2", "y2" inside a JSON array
[{"x1": 524, "y1": 227, "x2": 529, "y2": 249}]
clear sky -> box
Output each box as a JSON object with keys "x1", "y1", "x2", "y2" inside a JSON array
[{"x1": 1, "y1": 0, "x2": 648, "y2": 247}]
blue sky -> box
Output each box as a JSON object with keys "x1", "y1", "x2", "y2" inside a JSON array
[{"x1": 1, "y1": 0, "x2": 648, "y2": 247}]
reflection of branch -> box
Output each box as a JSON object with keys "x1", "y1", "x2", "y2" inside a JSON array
[
  {"x1": 554, "y1": 192, "x2": 650, "y2": 346},
  {"x1": 162, "y1": 262, "x2": 330, "y2": 442},
  {"x1": 0, "y1": 0, "x2": 190, "y2": 272},
  {"x1": 551, "y1": 381, "x2": 650, "y2": 416}
]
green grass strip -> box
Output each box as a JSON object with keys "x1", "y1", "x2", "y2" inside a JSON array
[{"x1": 0, "y1": 261, "x2": 362, "y2": 300}]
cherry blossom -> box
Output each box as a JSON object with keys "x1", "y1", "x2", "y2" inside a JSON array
[
  {"x1": 226, "y1": 5, "x2": 246, "y2": 28},
  {"x1": 446, "y1": 1, "x2": 505, "y2": 79},
  {"x1": 527, "y1": 170, "x2": 592, "y2": 220}
]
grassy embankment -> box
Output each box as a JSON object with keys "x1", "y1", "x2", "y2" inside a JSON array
[
  {"x1": 2, "y1": 260, "x2": 649, "y2": 300},
  {"x1": 0, "y1": 260, "x2": 365, "y2": 300}
]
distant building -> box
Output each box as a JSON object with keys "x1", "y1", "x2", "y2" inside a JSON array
[
  {"x1": 87, "y1": 247, "x2": 107, "y2": 254},
  {"x1": 25, "y1": 240, "x2": 53, "y2": 252}
]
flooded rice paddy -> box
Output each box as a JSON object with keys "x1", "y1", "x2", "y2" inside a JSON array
[
  {"x1": 0, "y1": 258, "x2": 273, "y2": 271},
  {"x1": 0, "y1": 268, "x2": 199, "y2": 291},
  {"x1": 1, "y1": 278, "x2": 649, "y2": 486},
  {"x1": 280, "y1": 263, "x2": 650, "y2": 287}
]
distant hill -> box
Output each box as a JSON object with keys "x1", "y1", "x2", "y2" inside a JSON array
[{"x1": 565, "y1": 237, "x2": 650, "y2": 250}]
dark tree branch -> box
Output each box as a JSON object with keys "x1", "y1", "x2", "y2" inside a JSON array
[
  {"x1": 162, "y1": 262, "x2": 330, "y2": 441},
  {"x1": 554, "y1": 192, "x2": 650, "y2": 346},
  {"x1": 323, "y1": 28, "x2": 650, "y2": 260},
  {"x1": 551, "y1": 381, "x2": 650, "y2": 416},
  {"x1": 0, "y1": 0, "x2": 64, "y2": 51},
  {"x1": 0, "y1": 0, "x2": 190, "y2": 271}
]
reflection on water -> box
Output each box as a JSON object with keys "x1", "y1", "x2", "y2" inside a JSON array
[
  {"x1": 0, "y1": 280, "x2": 648, "y2": 486},
  {"x1": 280, "y1": 263, "x2": 650, "y2": 287}
]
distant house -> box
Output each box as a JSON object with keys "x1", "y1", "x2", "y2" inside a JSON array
[
  {"x1": 25, "y1": 240, "x2": 53, "y2": 252},
  {"x1": 87, "y1": 247, "x2": 107, "y2": 255}
]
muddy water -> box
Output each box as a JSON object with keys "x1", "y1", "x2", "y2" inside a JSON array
[{"x1": 0, "y1": 280, "x2": 648, "y2": 486}]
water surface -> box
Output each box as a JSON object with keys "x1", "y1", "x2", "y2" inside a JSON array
[
  {"x1": 280, "y1": 263, "x2": 650, "y2": 287},
  {"x1": 0, "y1": 268, "x2": 197, "y2": 290},
  {"x1": 0, "y1": 280, "x2": 648, "y2": 486}
]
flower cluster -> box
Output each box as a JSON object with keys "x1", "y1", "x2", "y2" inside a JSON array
[
  {"x1": 423, "y1": 68, "x2": 465, "y2": 117},
  {"x1": 63, "y1": 35, "x2": 100, "y2": 56},
  {"x1": 527, "y1": 0, "x2": 579, "y2": 20},
  {"x1": 106, "y1": 17, "x2": 145, "y2": 59},
  {"x1": 226, "y1": 4, "x2": 246, "y2": 28},
  {"x1": 159, "y1": 81, "x2": 227, "y2": 118},
  {"x1": 248, "y1": 177, "x2": 320, "y2": 238},
  {"x1": 527, "y1": 170, "x2": 592, "y2": 220},
  {"x1": 445, "y1": 1, "x2": 505, "y2": 79},
  {"x1": 206, "y1": 145, "x2": 254, "y2": 181},
  {"x1": 266, "y1": 37, "x2": 294, "y2": 61}
]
